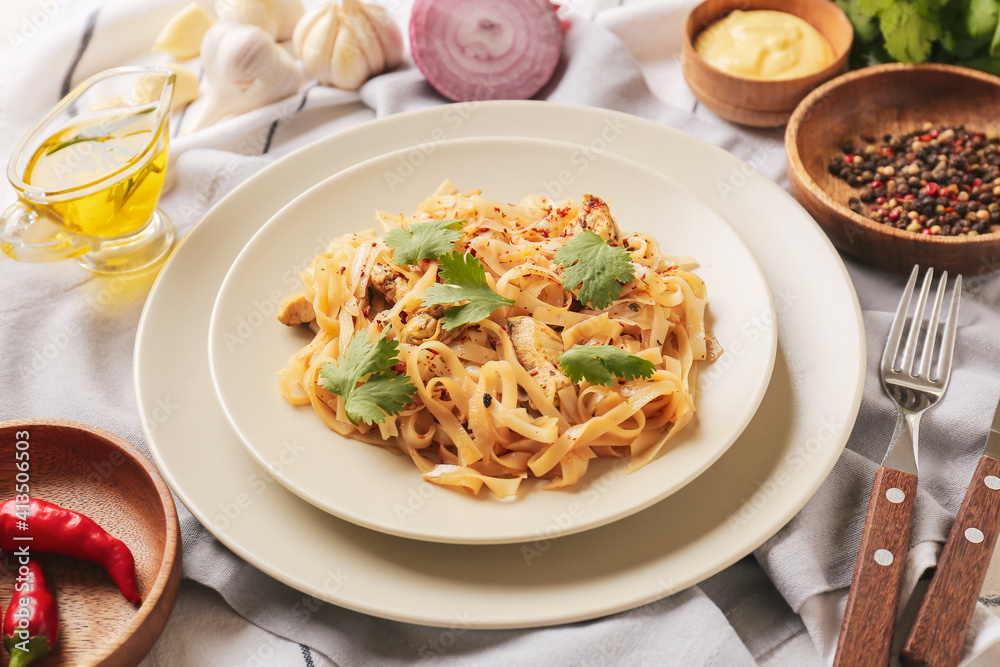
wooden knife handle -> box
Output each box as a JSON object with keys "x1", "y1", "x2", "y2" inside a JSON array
[
  {"x1": 834, "y1": 466, "x2": 918, "y2": 667},
  {"x1": 901, "y1": 455, "x2": 1000, "y2": 667}
]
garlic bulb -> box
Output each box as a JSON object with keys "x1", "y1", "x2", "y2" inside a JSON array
[
  {"x1": 293, "y1": 0, "x2": 404, "y2": 90},
  {"x1": 184, "y1": 23, "x2": 301, "y2": 133},
  {"x1": 215, "y1": 0, "x2": 305, "y2": 42}
]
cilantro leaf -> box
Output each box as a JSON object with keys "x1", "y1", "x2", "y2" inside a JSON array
[
  {"x1": 554, "y1": 231, "x2": 636, "y2": 309},
  {"x1": 968, "y1": 0, "x2": 999, "y2": 39},
  {"x1": 343, "y1": 373, "x2": 416, "y2": 425},
  {"x1": 318, "y1": 330, "x2": 415, "y2": 425},
  {"x1": 880, "y1": 0, "x2": 940, "y2": 63},
  {"x1": 837, "y1": 0, "x2": 883, "y2": 42},
  {"x1": 385, "y1": 219, "x2": 465, "y2": 266},
  {"x1": 559, "y1": 345, "x2": 656, "y2": 386},
  {"x1": 859, "y1": 0, "x2": 894, "y2": 15},
  {"x1": 421, "y1": 251, "x2": 515, "y2": 329},
  {"x1": 992, "y1": 8, "x2": 1000, "y2": 54}
]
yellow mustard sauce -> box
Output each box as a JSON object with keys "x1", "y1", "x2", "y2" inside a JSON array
[{"x1": 695, "y1": 10, "x2": 835, "y2": 80}]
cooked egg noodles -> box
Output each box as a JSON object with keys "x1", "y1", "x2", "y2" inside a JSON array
[{"x1": 277, "y1": 181, "x2": 712, "y2": 498}]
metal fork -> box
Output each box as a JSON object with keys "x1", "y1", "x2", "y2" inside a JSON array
[{"x1": 834, "y1": 265, "x2": 962, "y2": 667}]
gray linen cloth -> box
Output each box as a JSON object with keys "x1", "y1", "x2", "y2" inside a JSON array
[{"x1": 3, "y1": 0, "x2": 1000, "y2": 664}]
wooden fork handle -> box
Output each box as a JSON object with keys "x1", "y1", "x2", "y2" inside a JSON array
[
  {"x1": 834, "y1": 466, "x2": 918, "y2": 667},
  {"x1": 901, "y1": 455, "x2": 1000, "y2": 667}
]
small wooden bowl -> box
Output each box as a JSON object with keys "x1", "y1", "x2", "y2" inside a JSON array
[
  {"x1": 0, "y1": 419, "x2": 180, "y2": 666},
  {"x1": 787, "y1": 63, "x2": 1000, "y2": 276},
  {"x1": 681, "y1": 0, "x2": 853, "y2": 127}
]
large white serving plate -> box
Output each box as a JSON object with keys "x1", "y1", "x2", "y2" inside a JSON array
[
  {"x1": 135, "y1": 102, "x2": 865, "y2": 629},
  {"x1": 208, "y1": 136, "x2": 775, "y2": 545}
]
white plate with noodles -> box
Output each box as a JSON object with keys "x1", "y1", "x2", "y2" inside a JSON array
[{"x1": 208, "y1": 136, "x2": 775, "y2": 545}]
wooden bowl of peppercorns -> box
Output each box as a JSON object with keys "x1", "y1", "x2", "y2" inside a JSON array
[{"x1": 786, "y1": 63, "x2": 1000, "y2": 275}]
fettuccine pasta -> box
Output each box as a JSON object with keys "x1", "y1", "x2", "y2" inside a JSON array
[{"x1": 276, "y1": 181, "x2": 713, "y2": 498}]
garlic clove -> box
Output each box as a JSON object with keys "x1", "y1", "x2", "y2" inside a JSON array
[
  {"x1": 153, "y1": 2, "x2": 215, "y2": 60},
  {"x1": 184, "y1": 23, "x2": 300, "y2": 134},
  {"x1": 296, "y1": 6, "x2": 340, "y2": 85},
  {"x1": 165, "y1": 63, "x2": 201, "y2": 107},
  {"x1": 350, "y1": 8, "x2": 386, "y2": 74},
  {"x1": 216, "y1": 0, "x2": 305, "y2": 42},
  {"x1": 365, "y1": 5, "x2": 403, "y2": 70},
  {"x1": 330, "y1": 20, "x2": 369, "y2": 90}
]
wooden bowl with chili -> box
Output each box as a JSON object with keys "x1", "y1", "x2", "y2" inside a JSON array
[
  {"x1": 0, "y1": 419, "x2": 180, "y2": 666},
  {"x1": 787, "y1": 63, "x2": 1000, "y2": 275}
]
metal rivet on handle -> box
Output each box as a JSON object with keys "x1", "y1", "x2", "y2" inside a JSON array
[
  {"x1": 886, "y1": 488, "x2": 905, "y2": 503},
  {"x1": 985, "y1": 476, "x2": 1000, "y2": 490},
  {"x1": 966, "y1": 527, "x2": 985, "y2": 544},
  {"x1": 873, "y1": 549, "x2": 894, "y2": 566}
]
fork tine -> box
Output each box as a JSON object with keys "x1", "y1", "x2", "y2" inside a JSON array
[
  {"x1": 935, "y1": 274, "x2": 962, "y2": 385},
  {"x1": 900, "y1": 268, "x2": 934, "y2": 375},
  {"x1": 882, "y1": 265, "x2": 920, "y2": 374},
  {"x1": 917, "y1": 271, "x2": 948, "y2": 379}
]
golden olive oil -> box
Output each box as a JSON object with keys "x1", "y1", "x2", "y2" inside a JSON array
[{"x1": 23, "y1": 106, "x2": 168, "y2": 238}]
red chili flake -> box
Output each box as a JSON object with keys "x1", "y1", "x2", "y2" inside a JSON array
[
  {"x1": 925, "y1": 183, "x2": 938, "y2": 196},
  {"x1": 391, "y1": 361, "x2": 406, "y2": 374},
  {"x1": 372, "y1": 242, "x2": 377, "y2": 247},
  {"x1": 363, "y1": 309, "x2": 370, "y2": 317},
  {"x1": 340, "y1": 267, "x2": 347, "y2": 274},
  {"x1": 399, "y1": 311, "x2": 408, "y2": 323},
  {"x1": 494, "y1": 207, "x2": 501, "y2": 213},
  {"x1": 469, "y1": 248, "x2": 478, "y2": 257}
]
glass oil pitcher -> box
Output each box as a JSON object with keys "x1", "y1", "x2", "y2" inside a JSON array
[{"x1": 1, "y1": 67, "x2": 176, "y2": 274}]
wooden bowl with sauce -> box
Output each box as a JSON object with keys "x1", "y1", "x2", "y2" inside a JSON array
[
  {"x1": 681, "y1": 0, "x2": 853, "y2": 127},
  {"x1": 0, "y1": 418, "x2": 181, "y2": 666},
  {"x1": 787, "y1": 63, "x2": 1000, "y2": 276}
]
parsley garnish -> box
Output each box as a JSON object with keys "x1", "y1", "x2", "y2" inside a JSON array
[
  {"x1": 879, "y1": 0, "x2": 939, "y2": 63},
  {"x1": 554, "y1": 231, "x2": 636, "y2": 309},
  {"x1": 385, "y1": 219, "x2": 465, "y2": 266},
  {"x1": 421, "y1": 251, "x2": 515, "y2": 329},
  {"x1": 559, "y1": 345, "x2": 656, "y2": 386},
  {"x1": 318, "y1": 330, "x2": 416, "y2": 425}
]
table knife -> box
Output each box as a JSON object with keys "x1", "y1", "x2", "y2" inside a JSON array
[{"x1": 901, "y1": 398, "x2": 1000, "y2": 667}]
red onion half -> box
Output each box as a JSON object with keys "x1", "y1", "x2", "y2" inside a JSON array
[{"x1": 409, "y1": 0, "x2": 564, "y2": 102}]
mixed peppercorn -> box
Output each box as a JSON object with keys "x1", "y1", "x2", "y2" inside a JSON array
[{"x1": 828, "y1": 123, "x2": 1000, "y2": 236}]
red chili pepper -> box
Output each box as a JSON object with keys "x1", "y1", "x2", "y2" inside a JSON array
[
  {"x1": 3, "y1": 560, "x2": 57, "y2": 667},
  {"x1": 0, "y1": 499, "x2": 140, "y2": 604}
]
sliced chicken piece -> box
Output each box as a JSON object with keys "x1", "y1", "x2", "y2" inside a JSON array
[
  {"x1": 507, "y1": 316, "x2": 572, "y2": 403},
  {"x1": 370, "y1": 263, "x2": 410, "y2": 304},
  {"x1": 371, "y1": 264, "x2": 455, "y2": 344},
  {"x1": 277, "y1": 291, "x2": 316, "y2": 326},
  {"x1": 399, "y1": 312, "x2": 443, "y2": 345},
  {"x1": 562, "y1": 194, "x2": 621, "y2": 244}
]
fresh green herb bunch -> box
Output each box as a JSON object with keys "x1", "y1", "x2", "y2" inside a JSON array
[{"x1": 837, "y1": 0, "x2": 1000, "y2": 73}]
